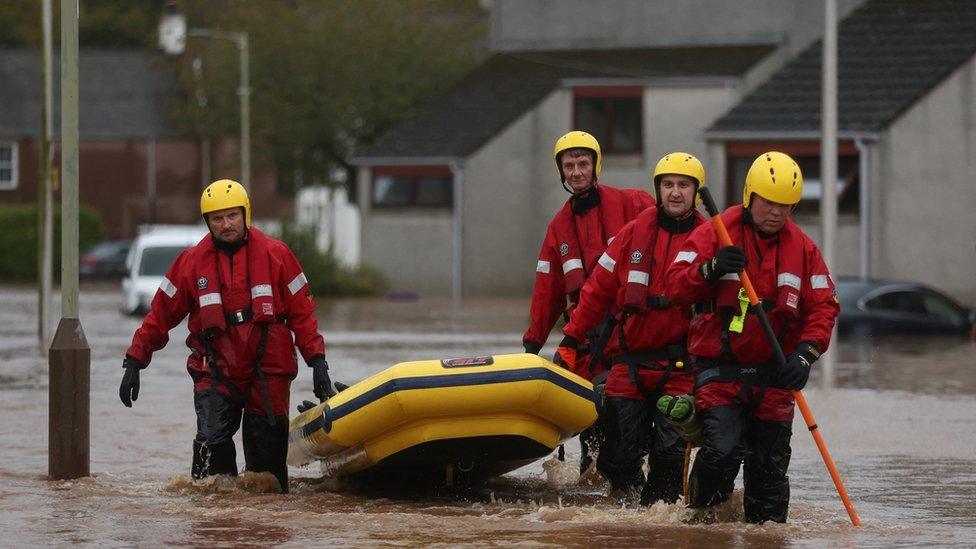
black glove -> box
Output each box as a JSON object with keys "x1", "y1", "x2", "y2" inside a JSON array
[
  {"x1": 310, "y1": 355, "x2": 336, "y2": 402},
  {"x1": 523, "y1": 341, "x2": 543, "y2": 355},
  {"x1": 776, "y1": 341, "x2": 821, "y2": 390},
  {"x1": 297, "y1": 400, "x2": 318, "y2": 413},
  {"x1": 701, "y1": 246, "x2": 747, "y2": 281},
  {"x1": 119, "y1": 356, "x2": 144, "y2": 408},
  {"x1": 300, "y1": 382, "x2": 349, "y2": 412}
]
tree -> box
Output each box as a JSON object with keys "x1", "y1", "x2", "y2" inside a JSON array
[
  {"x1": 172, "y1": 0, "x2": 488, "y2": 194},
  {"x1": 0, "y1": 0, "x2": 165, "y2": 48}
]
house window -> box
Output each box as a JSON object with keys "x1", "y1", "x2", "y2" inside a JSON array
[
  {"x1": 0, "y1": 142, "x2": 17, "y2": 190},
  {"x1": 725, "y1": 141, "x2": 860, "y2": 215},
  {"x1": 372, "y1": 166, "x2": 453, "y2": 208},
  {"x1": 573, "y1": 87, "x2": 642, "y2": 155}
]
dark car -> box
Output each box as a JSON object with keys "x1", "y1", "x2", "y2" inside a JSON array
[
  {"x1": 80, "y1": 240, "x2": 131, "y2": 279},
  {"x1": 835, "y1": 277, "x2": 975, "y2": 336}
]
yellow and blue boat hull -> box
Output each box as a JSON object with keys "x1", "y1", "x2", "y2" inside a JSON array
[{"x1": 287, "y1": 353, "x2": 598, "y2": 484}]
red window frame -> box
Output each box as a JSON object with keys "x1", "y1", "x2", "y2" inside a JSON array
[
  {"x1": 371, "y1": 166, "x2": 453, "y2": 208},
  {"x1": 724, "y1": 140, "x2": 861, "y2": 214},
  {"x1": 572, "y1": 87, "x2": 643, "y2": 155}
]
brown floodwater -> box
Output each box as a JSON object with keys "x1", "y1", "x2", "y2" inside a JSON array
[{"x1": 2, "y1": 286, "x2": 974, "y2": 546}]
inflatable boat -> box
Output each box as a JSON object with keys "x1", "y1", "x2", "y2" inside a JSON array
[{"x1": 287, "y1": 353, "x2": 598, "y2": 485}]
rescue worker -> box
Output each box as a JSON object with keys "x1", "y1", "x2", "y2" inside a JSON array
[
  {"x1": 523, "y1": 131, "x2": 653, "y2": 472},
  {"x1": 664, "y1": 152, "x2": 839, "y2": 523},
  {"x1": 118, "y1": 179, "x2": 336, "y2": 493},
  {"x1": 556, "y1": 152, "x2": 706, "y2": 503}
]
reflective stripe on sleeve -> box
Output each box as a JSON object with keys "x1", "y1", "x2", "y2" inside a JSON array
[
  {"x1": 627, "y1": 270, "x2": 649, "y2": 285},
  {"x1": 251, "y1": 284, "x2": 273, "y2": 299},
  {"x1": 674, "y1": 250, "x2": 698, "y2": 264},
  {"x1": 536, "y1": 260, "x2": 551, "y2": 274},
  {"x1": 199, "y1": 292, "x2": 222, "y2": 307},
  {"x1": 777, "y1": 272, "x2": 801, "y2": 290},
  {"x1": 598, "y1": 252, "x2": 617, "y2": 273},
  {"x1": 287, "y1": 272, "x2": 308, "y2": 295},
  {"x1": 159, "y1": 277, "x2": 177, "y2": 298},
  {"x1": 719, "y1": 273, "x2": 740, "y2": 281},
  {"x1": 810, "y1": 274, "x2": 831, "y2": 289},
  {"x1": 562, "y1": 258, "x2": 583, "y2": 274}
]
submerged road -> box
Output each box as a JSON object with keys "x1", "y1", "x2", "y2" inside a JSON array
[{"x1": 1, "y1": 285, "x2": 974, "y2": 546}]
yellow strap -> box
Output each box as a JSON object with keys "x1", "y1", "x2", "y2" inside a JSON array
[{"x1": 728, "y1": 287, "x2": 749, "y2": 333}]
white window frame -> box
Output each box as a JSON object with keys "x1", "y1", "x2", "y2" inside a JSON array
[{"x1": 0, "y1": 141, "x2": 18, "y2": 191}]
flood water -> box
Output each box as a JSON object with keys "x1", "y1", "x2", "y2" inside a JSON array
[{"x1": 2, "y1": 285, "x2": 975, "y2": 547}]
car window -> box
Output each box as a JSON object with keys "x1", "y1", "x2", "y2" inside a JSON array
[
  {"x1": 84, "y1": 242, "x2": 116, "y2": 259},
  {"x1": 836, "y1": 283, "x2": 868, "y2": 305},
  {"x1": 84, "y1": 241, "x2": 130, "y2": 259},
  {"x1": 920, "y1": 293, "x2": 964, "y2": 321},
  {"x1": 138, "y1": 246, "x2": 187, "y2": 276},
  {"x1": 864, "y1": 290, "x2": 925, "y2": 315}
]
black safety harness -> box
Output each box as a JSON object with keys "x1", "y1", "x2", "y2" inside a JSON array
[
  {"x1": 691, "y1": 221, "x2": 791, "y2": 412},
  {"x1": 197, "y1": 238, "x2": 288, "y2": 426},
  {"x1": 197, "y1": 311, "x2": 288, "y2": 426},
  {"x1": 591, "y1": 211, "x2": 696, "y2": 400},
  {"x1": 608, "y1": 296, "x2": 688, "y2": 402}
]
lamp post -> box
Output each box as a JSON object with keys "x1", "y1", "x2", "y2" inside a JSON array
[
  {"x1": 49, "y1": 0, "x2": 90, "y2": 481},
  {"x1": 159, "y1": 6, "x2": 251, "y2": 191}
]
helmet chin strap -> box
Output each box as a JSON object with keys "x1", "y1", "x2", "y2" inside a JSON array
[{"x1": 562, "y1": 177, "x2": 598, "y2": 196}]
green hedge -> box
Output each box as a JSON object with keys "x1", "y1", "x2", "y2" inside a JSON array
[
  {"x1": 0, "y1": 204, "x2": 105, "y2": 281},
  {"x1": 279, "y1": 223, "x2": 387, "y2": 297}
]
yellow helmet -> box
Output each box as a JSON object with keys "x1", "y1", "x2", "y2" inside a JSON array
[
  {"x1": 553, "y1": 131, "x2": 602, "y2": 182},
  {"x1": 743, "y1": 152, "x2": 803, "y2": 208},
  {"x1": 200, "y1": 179, "x2": 251, "y2": 227},
  {"x1": 652, "y1": 152, "x2": 705, "y2": 207}
]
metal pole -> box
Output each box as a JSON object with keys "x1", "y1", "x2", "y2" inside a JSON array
[
  {"x1": 855, "y1": 137, "x2": 870, "y2": 279},
  {"x1": 49, "y1": 0, "x2": 90, "y2": 481},
  {"x1": 450, "y1": 163, "x2": 464, "y2": 301},
  {"x1": 821, "y1": 0, "x2": 838, "y2": 270},
  {"x1": 38, "y1": 0, "x2": 54, "y2": 356},
  {"x1": 820, "y1": 0, "x2": 839, "y2": 386},
  {"x1": 238, "y1": 33, "x2": 250, "y2": 192},
  {"x1": 59, "y1": 1, "x2": 80, "y2": 320}
]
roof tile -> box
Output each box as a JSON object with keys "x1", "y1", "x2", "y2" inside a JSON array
[
  {"x1": 359, "y1": 45, "x2": 775, "y2": 161},
  {"x1": 707, "y1": 0, "x2": 976, "y2": 135}
]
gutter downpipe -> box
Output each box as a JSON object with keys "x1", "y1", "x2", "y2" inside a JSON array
[
  {"x1": 450, "y1": 163, "x2": 464, "y2": 302},
  {"x1": 855, "y1": 137, "x2": 870, "y2": 280}
]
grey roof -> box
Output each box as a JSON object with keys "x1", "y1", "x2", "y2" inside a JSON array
[
  {"x1": 0, "y1": 49, "x2": 179, "y2": 139},
  {"x1": 356, "y1": 45, "x2": 775, "y2": 163},
  {"x1": 706, "y1": 0, "x2": 976, "y2": 137}
]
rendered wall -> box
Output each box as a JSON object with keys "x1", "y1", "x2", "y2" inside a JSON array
[
  {"x1": 791, "y1": 217, "x2": 862, "y2": 278},
  {"x1": 461, "y1": 82, "x2": 737, "y2": 296},
  {"x1": 873, "y1": 57, "x2": 976, "y2": 305},
  {"x1": 357, "y1": 166, "x2": 454, "y2": 296}
]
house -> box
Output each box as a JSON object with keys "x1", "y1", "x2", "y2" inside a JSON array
[
  {"x1": 352, "y1": 0, "x2": 859, "y2": 297},
  {"x1": 353, "y1": 46, "x2": 776, "y2": 297},
  {"x1": 354, "y1": 0, "x2": 975, "y2": 305},
  {"x1": 703, "y1": 0, "x2": 976, "y2": 303},
  {"x1": 0, "y1": 49, "x2": 289, "y2": 240}
]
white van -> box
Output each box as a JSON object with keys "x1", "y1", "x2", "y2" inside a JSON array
[{"x1": 121, "y1": 225, "x2": 208, "y2": 315}]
